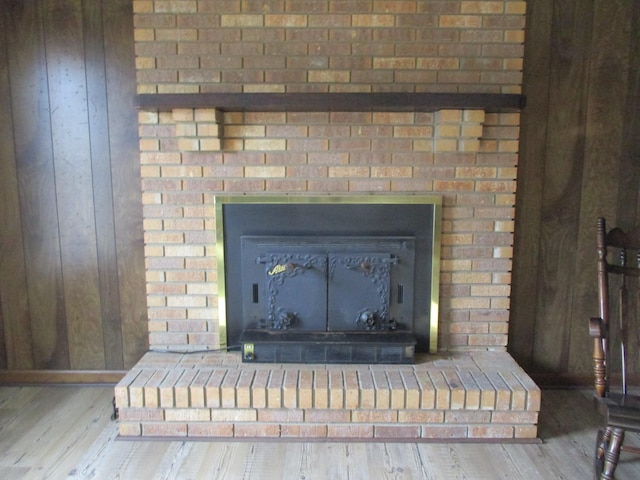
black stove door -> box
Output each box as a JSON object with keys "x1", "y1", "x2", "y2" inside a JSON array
[
  {"x1": 243, "y1": 249, "x2": 327, "y2": 331},
  {"x1": 327, "y1": 253, "x2": 393, "y2": 331}
]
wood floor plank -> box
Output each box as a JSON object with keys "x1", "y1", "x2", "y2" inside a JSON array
[
  {"x1": 32, "y1": 388, "x2": 115, "y2": 479},
  {"x1": 0, "y1": 387, "x2": 113, "y2": 478},
  {"x1": 161, "y1": 443, "x2": 210, "y2": 479},
  {"x1": 281, "y1": 442, "x2": 319, "y2": 480},
  {"x1": 236, "y1": 443, "x2": 291, "y2": 479},
  {"x1": 0, "y1": 387, "x2": 62, "y2": 456},
  {"x1": 191, "y1": 442, "x2": 253, "y2": 479},
  {"x1": 365, "y1": 443, "x2": 427, "y2": 479}
]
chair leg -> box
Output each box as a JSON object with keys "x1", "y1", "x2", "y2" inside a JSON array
[
  {"x1": 597, "y1": 427, "x2": 611, "y2": 459},
  {"x1": 595, "y1": 428, "x2": 609, "y2": 479},
  {"x1": 600, "y1": 427, "x2": 625, "y2": 480}
]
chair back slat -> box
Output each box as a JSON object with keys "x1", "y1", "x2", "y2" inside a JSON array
[{"x1": 596, "y1": 218, "x2": 640, "y2": 397}]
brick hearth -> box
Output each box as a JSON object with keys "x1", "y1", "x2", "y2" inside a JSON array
[{"x1": 116, "y1": 351, "x2": 539, "y2": 441}]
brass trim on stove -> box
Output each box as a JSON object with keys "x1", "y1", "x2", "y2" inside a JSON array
[
  {"x1": 214, "y1": 194, "x2": 442, "y2": 353},
  {"x1": 429, "y1": 199, "x2": 442, "y2": 354}
]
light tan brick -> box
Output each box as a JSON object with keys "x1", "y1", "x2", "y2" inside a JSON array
[
  {"x1": 329, "y1": 370, "x2": 344, "y2": 409},
  {"x1": 268, "y1": 370, "x2": 284, "y2": 408},
  {"x1": 118, "y1": 422, "x2": 142, "y2": 436},
  {"x1": 210, "y1": 409, "x2": 257, "y2": 422},
  {"x1": 220, "y1": 370, "x2": 240, "y2": 408},
  {"x1": 283, "y1": 370, "x2": 299, "y2": 409}
]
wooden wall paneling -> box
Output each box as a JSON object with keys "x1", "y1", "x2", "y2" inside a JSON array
[
  {"x1": 43, "y1": 0, "x2": 105, "y2": 369},
  {"x1": 82, "y1": 0, "x2": 125, "y2": 369},
  {"x1": 0, "y1": 300, "x2": 5, "y2": 370},
  {"x1": 509, "y1": 0, "x2": 553, "y2": 370},
  {"x1": 613, "y1": 2, "x2": 640, "y2": 375},
  {"x1": 530, "y1": 0, "x2": 594, "y2": 373},
  {"x1": 7, "y1": 0, "x2": 70, "y2": 369},
  {"x1": 567, "y1": 0, "x2": 634, "y2": 375},
  {"x1": 617, "y1": 4, "x2": 640, "y2": 231},
  {"x1": 0, "y1": 4, "x2": 33, "y2": 370},
  {"x1": 103, "y1": 0, "x2": 149, "y2": 368}
]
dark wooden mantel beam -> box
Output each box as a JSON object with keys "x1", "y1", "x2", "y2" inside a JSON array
[{"x1": 136, "y1": 92, "x2": 526, "y2": 112}]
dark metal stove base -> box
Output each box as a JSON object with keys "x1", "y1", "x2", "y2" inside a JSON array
[{"x1": 240, "y1": 330, "x2": 416, "y2": 364}]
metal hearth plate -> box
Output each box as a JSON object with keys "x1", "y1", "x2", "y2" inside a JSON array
[{"x1": 240, "y1": 330, "x2": 416, "y2": 364}]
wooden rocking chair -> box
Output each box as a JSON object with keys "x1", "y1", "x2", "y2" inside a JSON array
[{"x1": 589, "y1": 217, "x2": 640, "y2": 479}]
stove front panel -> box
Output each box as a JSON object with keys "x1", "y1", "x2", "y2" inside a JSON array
[{"x1": 240, "y1": 236, "x2": 415, "y2": 337}]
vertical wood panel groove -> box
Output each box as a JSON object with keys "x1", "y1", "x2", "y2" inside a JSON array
[
  {"x1": 83, "y1": 0, "x2": 125, "y2": 370},
  {"x1": 510, "y1": 0, "x2": 553, "y2": 370},
  {"x1": 0, "y1": 2, "x2": 33, "y2": 369},
  {"x1": 44, "y1": 0, "x2": 105, "y2": 369},
  {"x1": 7, "y1": 0, "x2": 69, "y2": 369},
  {"x1": 103, "y1": 0, "x2": 149, "y2": 368}
]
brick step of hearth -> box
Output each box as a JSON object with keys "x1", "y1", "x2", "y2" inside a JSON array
[{"x1": 115, "y1": 351, "x2": 540, "y2": 441}]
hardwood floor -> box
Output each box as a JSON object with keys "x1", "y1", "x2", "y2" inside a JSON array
[{"x1": 1, "y1": 386, "x2": 639, "y2": 479}]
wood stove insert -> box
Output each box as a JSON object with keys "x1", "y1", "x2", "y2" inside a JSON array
[{"x1": 215, "y1": 195, "x2": 441, "y2": 364}]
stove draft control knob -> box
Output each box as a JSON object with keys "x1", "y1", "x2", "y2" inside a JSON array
[
  {"x1": 356, "y1": 309, "x2": 377, "y2": 330},
  {"x1": 273, "y1": 308, "x2": 297, "y2": 330}
]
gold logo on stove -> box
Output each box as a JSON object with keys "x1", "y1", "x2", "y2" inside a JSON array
[{"x1": 268, "y1": 264, "x2": 287, "y2": 276}]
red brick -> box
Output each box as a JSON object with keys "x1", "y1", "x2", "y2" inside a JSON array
[
  {"x1": 422, "y1": 425, "x2": 467, "y2": 439},
  {"x1": 351, "y1": 410, "x2": 397, "y2": 423},
  {"x1": 445, "y1": 411, "x2": 491, "y2": 424},
  {"x1": 492, "y1": 411, "x2": 538, "y2": 424},
  {"x1": 374, "y1": 425, "x2": 421, "y2": 439},
  {"x1": 118, "y1": 408, "x2": 164, "y2": 422},
  {"x1": 234, "y1": 423, "x2": 281, "y2": 438},
  {"x1": 468, "y1": 425, "x2": 514, "y2": 439},
  {"x1": 327, "y1": 424, "x2": 374, "y2": 439},
  {"x1": 142, "y1": 422, "x2": 187, "y2": 437},
  {"x1": 188, "y1": 422, "x2": 234, "y2": 437},
  {"x1": 281, "y1": 424, "x2": 328, "y2": 438},
  {"x1": 305, "y1": 409, "x2": 350, "y2": 423}
]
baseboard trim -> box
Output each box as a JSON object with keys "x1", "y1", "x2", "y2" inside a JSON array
[
  {"x1": 0, "y1": 370, "x2": 127, "y2": 385},
  {"x1": 116, "y1": 434, "x2": 543, "y2": 445},
  {"x1": 0, "y1": 370, "x2": 628, "y2": 389},
  {"x1": 529, "y1": 372, "x2": 640, "y2": 389},
  {"x1": 529, "y1": 373, "x2": 592, "y2": 388}
]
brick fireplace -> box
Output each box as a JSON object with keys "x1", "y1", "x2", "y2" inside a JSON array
[{"x1": 116, "y1": 0, "x2": 540, "y2": 441}]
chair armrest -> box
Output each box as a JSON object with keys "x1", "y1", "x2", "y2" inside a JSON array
[{"x1": 589, "y1": 317, "x2": 606, "y2": 339}]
